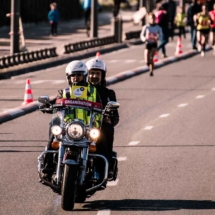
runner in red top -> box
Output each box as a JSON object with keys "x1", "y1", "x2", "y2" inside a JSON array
[{"x1": 209, "y1": 3, "x2": 215, "y2": 53}]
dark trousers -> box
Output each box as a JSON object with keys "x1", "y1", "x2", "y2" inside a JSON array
[
  {"x1": 84, "y1": 8, "x2": 91, "y2": 30},
  {"x1": 101, "y1": 122, "x2": 114, "y2": 162},
  {"x1": 157, "y1": 27, "x2": 169, "y2": 55},
  {"x1": 169, "y1": 19, "x2": 175, "y2": 39},
  {"x1": 190, "y1": 25, "x2": 197, "y2": 48},
  {"x1": 50, "y1": 22, "x2": 57, "y2": 35},
  {"x1": 178, "y1": 26, "x2": 186, "y2": 39}
]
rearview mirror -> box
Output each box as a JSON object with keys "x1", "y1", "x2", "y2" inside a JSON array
[
  {"x1": 38, "y1": 96, "x2": 50, "y2": 104},
  {"x1": 107, "y1": 101, "x2": 120, "y2": 109}
]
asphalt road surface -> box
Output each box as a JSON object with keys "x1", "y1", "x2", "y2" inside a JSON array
[{"x1": 1, "y1": 44, "x2": 215, "y2": 215}]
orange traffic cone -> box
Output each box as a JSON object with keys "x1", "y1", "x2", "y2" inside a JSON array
[
  {"x1": 22, "y1": 79, "x2": 33, "y2": 105},
  {"x1": 175, "y1": 37, "x2": 183, "y2": 55},
  {"x1": 96, "y1": 52, "x2": 100, "y2": 59},
  {"x1": 153, "y1": 51, "x2": 159, "y2": 62}
]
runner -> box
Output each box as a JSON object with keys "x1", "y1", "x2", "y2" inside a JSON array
[
  {"x1": 140, "y1": 13, "x2": 162, "y2": 76},
  {"x1": 209, "y1": 3, "x2": 215, "y2": 54},
  {"x1": 194, "y1": 4, "x2": 211, "y2": 57}
]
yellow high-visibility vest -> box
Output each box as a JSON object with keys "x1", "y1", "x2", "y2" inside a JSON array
[
  {"x1": 197, "y1": 14, "x2": 210, "y2": 30},
  {"x1": 175, "y1": 13, "x2": 186, "y2": 27},
  {"x1": 62, "y1": 84, "x2": 102, "y2": 128}
]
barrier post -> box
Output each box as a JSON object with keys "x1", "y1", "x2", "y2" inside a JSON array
[
  {"x1": 111, "y1": 16, "x2": 122, "y2": 43},
  {"x1": 10, "y1": 0, "x2": 20, "y2": 54}
]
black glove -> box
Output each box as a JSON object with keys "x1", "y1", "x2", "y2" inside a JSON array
[{"x1": 39, "y1": 104, "x2": 52, "y2": 114}]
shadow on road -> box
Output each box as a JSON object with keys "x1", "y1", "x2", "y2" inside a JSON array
[{"x1": 77, "y1": 199, "x2": 215, "y2": 211}]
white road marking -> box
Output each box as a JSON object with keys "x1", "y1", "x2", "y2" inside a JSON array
[
  {"x1": 211, "y1": 88, "x2": 215, "y2": 91},
  {"x1": 125, "y1": 59, "x2": 136, "y2": 63},
  {"x1": 107, "y1": 179, "x2": 119, "y2": 186},
  {"x1": 159, "y1": 114, "x2": 170, "y2": 118},
  {"x1": 144, "y1": 126, "x2": 154, "y2": 130},
  {"x1": 109, "y1": 60, "x2": 119, "y2": 63},
  {"x1": 177, "y1": 103, "x2": 188, "y2": 107},
  {"x1": 118, "y1": 157, "x2": 127, "y2": 161},
  {"x1": 53, "y1": 80, "x2": 65, "y2": 84},
  {"x1": 15, "y1": 80, "x2": 26, "y2": 84},
  {"x1": 196, "y1": 95, "x2": 205, "y2": 99},
  {"x1": 14, "y1": 80, "x2": 65, "y2": 85},
  {"x1": 1, "y1": 109, "x2": 15, "y2": 112},
  {"x1": 53, "y1": 196, "x2": 61, "y2": 214},
  {"x1": 97, "y1": 210, "x2": 111, "y2": 215},
  {"x1": 31, "y1": 80, "x2": 44, "y2": 84},
  {"x1": 128, "y1": 141, "x2": 140, "y2": 146}
]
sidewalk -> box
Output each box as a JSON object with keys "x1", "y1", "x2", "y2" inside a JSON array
[{"x1": 0, "y1": 11, "x2": 139, "y2": 56}]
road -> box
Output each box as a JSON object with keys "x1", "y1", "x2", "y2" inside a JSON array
[{"x1": 1, "y1": 44, "x2": 215, "y2": 215}]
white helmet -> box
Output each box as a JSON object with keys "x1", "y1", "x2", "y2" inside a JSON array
[
  {"x1": 65, "y1": 60, "x2": 88, "y2": 85},
  {"x1": 86, "y1": 58, "x2": 107, "y2": 85}
]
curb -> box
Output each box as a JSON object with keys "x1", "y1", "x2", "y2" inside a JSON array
[
  {"x1": 0, "y1": 43, "x2": 128, "y2": 80},
  {"x1": 0, "y1": 47, "x2": 212, "y2": 124}
]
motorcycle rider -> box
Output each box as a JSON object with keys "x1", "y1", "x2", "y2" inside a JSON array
[
  {"x1": 86, "y1": 56, "x2": 119, "y2": 178},
  {"x1": 41, "y1": 60, "x2": 109, "y2": 178}
]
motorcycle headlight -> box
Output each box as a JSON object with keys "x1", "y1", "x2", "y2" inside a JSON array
[
  {"x1": 66, "y1": 122, "x2": 85, "y2": 140},
  {"x1": 89, "y1": 128, "x2": 100, "y2": 139},
  {"x1": 51, "y1": 125, "x2": 62, "y2": 136}
]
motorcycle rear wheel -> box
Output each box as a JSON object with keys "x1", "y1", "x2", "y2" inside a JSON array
[{"x1": 61, "y1": 164, "x2": 78, "y2": 211}]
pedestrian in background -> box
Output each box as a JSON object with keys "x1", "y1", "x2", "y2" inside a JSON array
[
  {"x1": 82, "y1": 0, "x2": 92, "y2": 37},
  {"x1": 154, "y1": 0, "x2": 169, "y2": 58},
  {"x1": 162, "y1": 0, "x2": 177, "y2": 41},
  {"x1": 48, "y1": 2, "x2": 60, "y2": 36},
  {"x1": 209, "y1": 2, "x2": 215, "y2": 53},
  {"x1": 175, "y1": 6, "x2": 187, "y2": 39},
  {"x1": 187, "y1": 0, "x2": 202, "y2": 50}
]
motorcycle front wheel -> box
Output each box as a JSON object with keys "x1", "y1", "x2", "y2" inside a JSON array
[{"x1": 61, "y1": 164, "x2": 78, "y2": 211}]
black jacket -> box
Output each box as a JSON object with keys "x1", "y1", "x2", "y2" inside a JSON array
[{"x1": 96, "y1": 85, "x2": 119, "y2": 126}]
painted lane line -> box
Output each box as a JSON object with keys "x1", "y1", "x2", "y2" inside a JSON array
[
  {"x1": 159, "y1": 114, "x2": 170, "y2": 118},
  {"x1": 1, "y1": 109, "x2": 15, "y2": 112},
  {"x1": 53, "y1": 80, "x2": 65, "y2": 84},
  {"x1": 177, "y1": 103, "x2": 188, "y2": 107},
  {"x1": 128, "y1": 141, "x2": 140, "y2": 146},
  {"x1": 118, "y1": 157, "x2": 127, "y2": 161},
  {"x1": 53, "y1": 196, "x2": 61, "y2": 214},
  {"x1": 15, "y1": 80, "x2": 26, "y2": 84},
  {"x1": 109, "y1": 60, "x2": 119, "y2": 63},
  {"x1": 144, "y1": 126, "x2": 154, "y2": 130},
  {"x1": 31, "y1": 80, "x2": 44, "y2": 84},
  {"x1": 125, "y1": 59, "x2": 136, "y2": 63},
  {"x1": 107, "y1": 179, "x2": 119, "y2": 186},
  {"x1": 211, "y1": 88, "x2": 215, "y2": 91},
  {"x1": 97, "y1": 210, "x2": 111, "y2": 215},
  {"x1": 196, "y1": 95, "x2": 205, "y2": 99}
]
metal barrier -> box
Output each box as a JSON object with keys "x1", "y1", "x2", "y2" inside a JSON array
[
  {"x1": 64, "y1": 36, "x2": 116, "y2": 54},
  {"x1": 125, "y1": 30, "x2": 141, "y2": 40},
  {"x1": 0, "y1": 47, "x2": 57, "y2": 69}
]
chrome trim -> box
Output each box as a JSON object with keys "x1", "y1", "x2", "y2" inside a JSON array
[
  {"x1": 80, "y1": 148, "x2": 88, "y2": 185},
  {"x1": 37, "y1": 150, "x2": 60, "y2": 191},
  {"x1": 86, "y1": 154, "x2": 108, "y2": 193},
  {"x1": 56, "y1": 144, "x2": 64, "y2": 185}
]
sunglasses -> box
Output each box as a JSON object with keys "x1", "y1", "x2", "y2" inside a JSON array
[{"x1": 71, "y1": 74, "x2": 82, "y2": 77}]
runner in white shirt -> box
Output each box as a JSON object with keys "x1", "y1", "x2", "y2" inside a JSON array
[{"x1": 140, "y1": 13, "x2": 162, "y2": 76}]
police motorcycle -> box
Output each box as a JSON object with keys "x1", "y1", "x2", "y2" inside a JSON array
[{"x1": 37, "y1": 91, "x2": 119, "y2": 211}]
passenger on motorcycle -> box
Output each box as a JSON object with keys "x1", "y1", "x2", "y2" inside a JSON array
[
  {"x1": 41, "y1": 60, "x2": 109, "y2": 177},
  {"x1": 86, "y1": 56, "x2": 119, "y2": 179}
]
